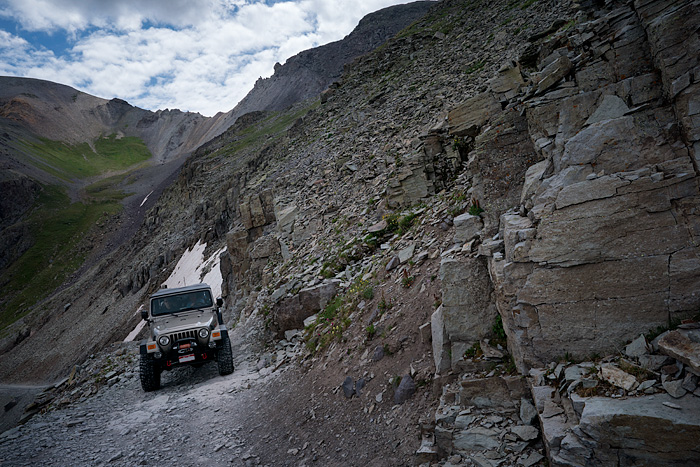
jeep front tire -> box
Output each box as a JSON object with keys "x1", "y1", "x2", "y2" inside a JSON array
[
  {"x1": 217, "y1": 334, "x2": 234, "y2": 376},
  {"x1": 140, "y1": 353, "x2": 161, "y2": 391}
]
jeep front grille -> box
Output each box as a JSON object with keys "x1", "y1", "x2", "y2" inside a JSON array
[{"x1": 168, "y1": 330, "x2": 197, "y2": 342}]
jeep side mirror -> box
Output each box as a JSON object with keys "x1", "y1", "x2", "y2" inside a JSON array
[
  {"x1": 141, "y1": 308, "x2": 149, "y2": 321},
  {"x1": 216, "y1": 297, "x2": 224, "y2": 307}
]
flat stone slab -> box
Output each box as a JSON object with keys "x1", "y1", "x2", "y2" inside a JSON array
[
  {"x1": 542, "y1": 393, "x2": 700, "y2": 466},
  {"x1": 658, "y1": 330, "x2": 700, "y2": 374}
]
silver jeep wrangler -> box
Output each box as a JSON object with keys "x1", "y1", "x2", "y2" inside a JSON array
[{"x1": 139, "y1": 283, "x2": 234, "y2": 391}]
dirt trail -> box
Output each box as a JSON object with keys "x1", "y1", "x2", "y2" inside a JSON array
[{"x1": 0, "y1": 323, "x2": 427, "y2": 466}]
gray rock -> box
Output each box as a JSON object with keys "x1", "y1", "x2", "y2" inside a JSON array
[
  {"x1": 658, "y1": 330, "x2": 700, "y2": 374},
  {"x1": 453, "y1": 213, "x2": 483, "y2": 244},
  {"x1": 355, "y1": 378, "x2": 366, "y2": 396},
  {"x1": 585, "y1": 95, "x2": 630, "y2": 126},
  {"x1": 342, "y1": 376, "x2": 355, "y2": 398},
  {"x1": 431, "y1": 306, "x2": 451, "y2": 374},
  {"x1": 439, "y1": 257, "x2": 496, "y2": 343},
  {"x1": 448, "y1": 93, "x2": 501, "y2": 137},
  {"x1": 638, "y1": 354, "x2": 672, "y2": 371},
  {"x1": 275, "y1": 204, "x2": 298, "y2": 234},
  {"x1": 662, "y1": 379, "x2": 687, "y2": 399},
  {"x1": 564, "y1": 365, "x2": 585, "y2": 383},
  {"x1": 394, "y1": 375, "x2": 416, "y2": 404},
  {"x1": 460, "y1": 376, "x2": 527, "y2": 410},
  {"x1": 624, "y1": 334, "x2": 649, "y2": 358},
  {"x1": 510, "y1": 425, "x2": 539, "y2": 441},
  {"x1": 521, "y1": 452, "x2": 545, "y2": 467},
  {"x1": 637, "y1": 380, "x2": 656, "y2": 391},
  {"x1": 372, "y1": 346, "x2": 385, "y2": 362},
  {"x1": 535, "y1": 56, "x2": 572, "y2": 94},
  {"x1": 454, "y1": 414, "x2": 475, "y2": 429},
  {"x1": 385, "y1": 256, "x2": 400, "y2": 271},
  {"x1": 543, "y1": 394, "x2": 700, "y2": 465},
  {"x1": 453, "y1": 427, "x2": 500, "y2": 451},
  {"x1": 367, "y1": 219, "x2": 387, "y2": 233},
  {"x1": 520, "y1": 398, "x2": 538, "y2": 425},
  {"x1": 681, "y1": 373, "x2": 698, "y2": 392},
  {"x1": 398, "y1": 243, "x2": 416, "y2": 264}
]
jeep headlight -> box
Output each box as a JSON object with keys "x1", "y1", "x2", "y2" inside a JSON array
[
  {"x1": 198, "y1": 328, "x2": 210, "y2": 339},
  {"x1": 158, "y1": 335, "x2": 170, "y2": 346}
]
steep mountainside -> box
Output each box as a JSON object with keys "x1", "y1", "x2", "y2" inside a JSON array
[
  {"x1": 228, "y1": 1, "x2": 434, "y2": 117},
  {"x1": 204, "y1": 1, "x2": 434, "y2": 144},
  {"x1": 0, "y1": 1, "x2": 433, "y2": 341},
  {"x1": 1, "y1": 0, "x2": 699, "y2": 464}
]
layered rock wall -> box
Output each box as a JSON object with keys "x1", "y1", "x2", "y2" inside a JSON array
[
  {"x1": 430, "y1": 0, "x2": 700, "y2": 373},
  {"x1": 492, "y1": 0, "x2": 700, "y2": 370}
]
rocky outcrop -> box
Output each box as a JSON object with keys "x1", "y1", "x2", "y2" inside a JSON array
[
  {"x1": 456, "y1": 0, "x2": 700, "y2": 371},
  {"x1": 225, "y1": 189, "x2": 279, "y2": 295},
  {"x1": 269, "y1": 280, "x2": 338, "y2": 338}
]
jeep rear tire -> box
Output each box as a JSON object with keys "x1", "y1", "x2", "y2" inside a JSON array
[
  {"x1": 140, "y1": 353, "x2": 161, "y2": 391},
  {"x1": 217, "y1": 334, "x2": 234, "y2": 376}
]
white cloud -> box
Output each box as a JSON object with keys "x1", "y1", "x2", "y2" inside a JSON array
[{"x1": 0, "y1": 0, "x2": 423, "y2": 116}]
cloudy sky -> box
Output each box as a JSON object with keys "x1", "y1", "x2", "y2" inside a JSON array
[{"x1": 0, "y1": 0, "x2": 415, "y2": 116}]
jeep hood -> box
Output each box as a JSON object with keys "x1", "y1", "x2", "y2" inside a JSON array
[{"x1": 152, "y1": 312, "x2": 215, "y2": 335}]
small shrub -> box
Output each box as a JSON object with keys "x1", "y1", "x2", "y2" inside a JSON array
[
  {"x1": 401, "y1": 270, "x2": 415, "y2": 288},
  {"x1": 468, "y1": 199, "x2": 484, "y2": 216},
  {"x1": 362, "y1": 286, "x2": 375, "y2": 300},
  {"x1": 464, "y1": 342, "x2": 482, "y2": 359},
  {"x1": 466, "y1": 60, "x2": 485, "y2": 74},
  {"x1": 503, "y1": 354, "x2": 517, "y2": 374},
  {"x1": 492, "y1": 314, "x2": 506, "y2": 340},
  {"x1": 378, "y1": 292, "x2": 393, "y2": 313},
  {"x1": 366, "y1": 324, "x2": 376, "y2": 339},
  {"x1": 398, "y1": 213, "x2": 417, "y2": 234}
]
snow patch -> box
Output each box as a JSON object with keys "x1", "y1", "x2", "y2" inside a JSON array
[
  {"x1": 140, "y1": 190, "x2": 154, "y2": 208},
  {"x1": 162, "y1": 240, "x2": 226, "y2": 299},
  {"x1": 123, "y1": 305, "x2": 147, "y2": 342}
]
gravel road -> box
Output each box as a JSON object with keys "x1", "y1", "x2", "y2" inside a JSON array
[{"x1": 0, "y1": 336, "x2": 274, "y2": 467}]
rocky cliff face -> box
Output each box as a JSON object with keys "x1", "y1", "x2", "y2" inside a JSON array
[{"x1": 483, "y1": 0, "x2": 700, "y2": 370}]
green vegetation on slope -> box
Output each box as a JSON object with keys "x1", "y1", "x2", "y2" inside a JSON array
[
  {"x1": 18, "y1": 134, "x2": 151, "y2": 180},
  {"x1": 212, "y1": 102, "x2": 319, "y2": 157},
  {"x1": 1, "y1": 134, "x2": 152, "y2": 332},
  {"x1": 0, "y1": 184, "x2": 123, "y2": 331}
]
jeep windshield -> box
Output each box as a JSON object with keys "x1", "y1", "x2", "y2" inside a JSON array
[{"x1": 151, "y1": 290, "x2": 213, "y2": 316}]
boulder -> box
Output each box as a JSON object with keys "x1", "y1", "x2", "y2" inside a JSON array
[
  {"x1": 440, "y1": 257, "x2": 496, "y2": 343},
  {"x1": 431, "y1": 306, "x2": 452, "y2": 373},
  {"x1": 624, "y1": 334, "x2": 649, "y2": 358},
  {"x1": 460, "y1": 376, "x2": 527, "y2": 410},
  {"x1": 453, "y1": 213, "x2": 483, "y2": 244},
  {"x1": 272, "y1": 281, "x2": 338, "y2": 337},
  {"x1": 453, "y1": 427, "x2": 500, "y2": 451},
  {"x1": 510, "y1": 425, "x2": 539, "y2": 441},
  {"x1": 584, "y1": 94, "x2": 630, "y2": 126},
  {"x1": 535, "y1": 56, "x2": 572, "y2": 94},
  {"x1": 394, "y1": 375, "x2": 416, "y2": 404}
]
